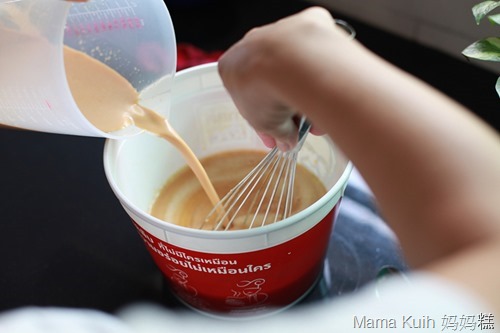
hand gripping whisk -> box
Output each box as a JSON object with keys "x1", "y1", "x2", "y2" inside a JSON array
[{"x1": 203, "y1": 117, "x2": 311, "y2": 231}]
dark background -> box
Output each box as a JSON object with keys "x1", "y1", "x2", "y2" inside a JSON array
[
  {"x1": 0, "y1": 0, "x2": 498, "y2": 315},
  {"x1": 165, "y1": 0, "x2": 499, "y2": 131}
]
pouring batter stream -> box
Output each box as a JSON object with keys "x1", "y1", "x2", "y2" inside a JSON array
[{"x1": 63, "y1": 46, "x2": 221, "y2": 208}]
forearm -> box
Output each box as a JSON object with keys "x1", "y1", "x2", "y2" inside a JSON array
[{"x1": 263, "y1": 39, "x2": 500, "y2": 266}]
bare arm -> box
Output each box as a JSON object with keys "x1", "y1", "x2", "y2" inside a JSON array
[{"x1": 218, "y1": 7, "x2": 500, "y2": 311}]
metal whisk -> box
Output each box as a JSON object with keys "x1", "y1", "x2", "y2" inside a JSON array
[{"x1": 203, "y1": 117, "x2": 311, "y2": 231}]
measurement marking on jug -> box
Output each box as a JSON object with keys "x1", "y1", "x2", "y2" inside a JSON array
[
  {"x1": 65, "y1": 0, "x2": 143, "y2": 36},
  {"x1": 0, "y1": 88, "x2": 52, "y2": 125},
  {"x1": 65, "y1": 17, "x2": 143, "y2": 37}
]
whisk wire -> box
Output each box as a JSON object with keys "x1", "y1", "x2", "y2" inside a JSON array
[
  {"x1": 211, "y1": 148, "x2": 279, "y2": 230},
  {"x1": 250, "y1": 149, "x2": 292, "y2": 229},
  {"x1": 247, "y1": 149, "x2": 282, "y2": 229},
  {"x1": 204, "y1": 117, "x2": 311, "y2": 231},
  {"x1": 283, "y1": 151, "x2": 297, "y2": 221}
]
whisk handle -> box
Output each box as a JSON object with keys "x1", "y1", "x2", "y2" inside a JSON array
[{"x1": 296, "y1": 116, "x2": 311, "y2": 151}]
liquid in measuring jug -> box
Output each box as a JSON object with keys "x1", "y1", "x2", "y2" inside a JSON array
[
  {"x1": 0, "y1": 0, "x2": 176, "y2": 137},
  {"x1": 0, "y1": 0, "x2": 218, "y2": 220}
]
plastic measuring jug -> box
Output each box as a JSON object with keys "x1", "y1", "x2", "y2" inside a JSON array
[{"x1": 0, "y1": 0, "x2": 176, "y2": 138}]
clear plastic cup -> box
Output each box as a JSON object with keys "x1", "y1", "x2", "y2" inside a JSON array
[
  {"x1": 104, "y1": 63, "x2": 353, "y2": 318},
  {"x1": 0, "y1": 0, "x2": 175, "y2": 138}
]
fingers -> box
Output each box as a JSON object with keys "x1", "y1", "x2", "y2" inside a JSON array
[
  {"x1": 272, "y1": 118, "x2": 299, "y2": 152},
  {"x1": 218, "y1": 7, "x2": 339, "y2": 151},
  {"x1": 309, "y1": 125, "x2": 325, "y2": 136},
  {"x1": 256, "y1": 132, "x2": 277, "y2": 149}
]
